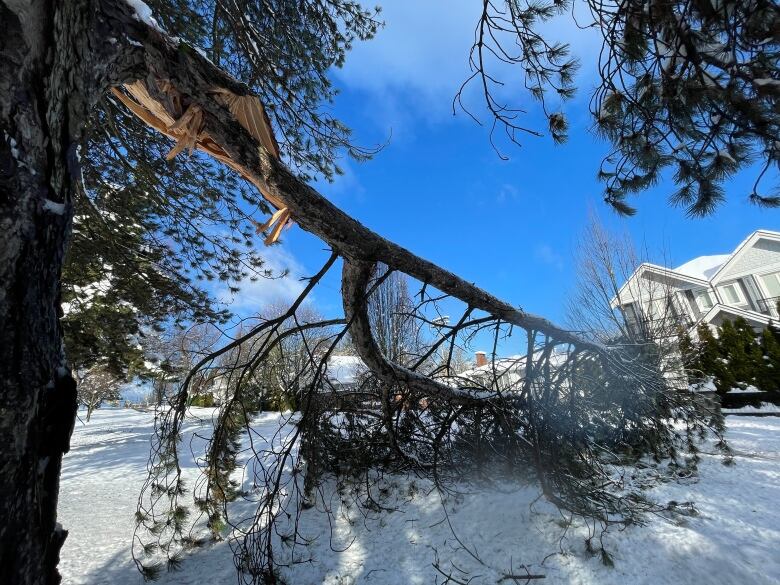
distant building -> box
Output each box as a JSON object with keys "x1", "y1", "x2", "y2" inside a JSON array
[
  {"x1": 323, "y1": 354, "x2": 366, "y2": 392},
  {"x1": 454, "y1": 349, "x2": 575, "y2": 394},
  {"x1": 612, "y1": 229, "x2": 780, "y2": 339}
]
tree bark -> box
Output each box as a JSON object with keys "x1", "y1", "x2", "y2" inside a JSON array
[
  {"x1": 341, "y1": 258, "x2": 488, "y2": 405},
  {"x1": 0, "y1": 1, "x2": 128, "y2": 582}
]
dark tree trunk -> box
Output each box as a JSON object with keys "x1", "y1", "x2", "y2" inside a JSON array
[
  {"x1": 0, "y1": 1, "x2": 124, "y2": 582},
  {"x1": 1, "y1": 5, "x2": 76, "y2": 583}
]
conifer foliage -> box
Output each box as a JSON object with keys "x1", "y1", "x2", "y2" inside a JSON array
[
  {"x1": 466, "y1": 0, "x2": 780, "y2": 214},
  {"x1": 63, "y1": 0, "x2": 383, "y2": 378},
  {"x1": 680, "y1": 318, "x2": 780, "y2": 393},
  {"x1": 592, "y1": 0, "x2": 780, "y2": 215}
]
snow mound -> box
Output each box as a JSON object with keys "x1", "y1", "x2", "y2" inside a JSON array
[{"x1": 674, "y1": 254, "x2": 731, "y2": 280}]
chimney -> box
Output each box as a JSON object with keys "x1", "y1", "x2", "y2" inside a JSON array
[{"x1": 475, "y1": 351, "x2": 487, "y2": 368}]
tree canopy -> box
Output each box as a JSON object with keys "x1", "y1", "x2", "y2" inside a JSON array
[{"x1": 464, "y1": 0, "x2": 780, "y2": 215}]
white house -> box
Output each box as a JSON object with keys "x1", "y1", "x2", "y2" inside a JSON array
[
  {"x1": 323, "y1": 354, "x2": 366, "y2": 392},
  {"x1": 452, "y1": 349, "x2": 575, "y2": 394},
  {"x1": 612, "y1": 229, "x2": 780, "y2": 338}
]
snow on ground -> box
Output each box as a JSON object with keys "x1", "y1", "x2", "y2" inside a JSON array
[
  {"x1": 727, "y1": 386, "x2": 763, "y2": 394},
  {"x1": 722, "y1": 402, "x2": 780, "y2": 415},
  {"x1": 59, "y1": 408, "x2": 780, "y2": 585}
]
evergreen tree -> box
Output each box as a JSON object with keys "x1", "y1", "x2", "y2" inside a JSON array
[
  {"x1": 715, "y1": 321, "x2": 741, "y2": 392},
  {"x1": 694, "y1": 323, "x2": 722, "y2": 386},
  {"x1": 63, "y1": 0, "x2": 382, "y2": 379},
  {"x1": 463, "y1": 0, "x2": 780, "y2": 214},
  {"x1": 692, "y1": 319, "x2": 778, "y2": 394},
  {"x1": 758, "y1": 326, "x2": 780, "y2": 394},
  {"x1": 733, "y1": 318, "x2": 765, "y2": 386},
  {"x1": 61, "y1": 282, "x2": 146, "y2": 379},
  {"x1": 676, "y1": 327, "x2": 699, "y2": 383}
]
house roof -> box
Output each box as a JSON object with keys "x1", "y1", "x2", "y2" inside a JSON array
[
  {"x1": 325, "y1": 355, "x2": 365, "y2": 385},
  {"x1": 612, "y1": 229, "x2": 780, "y2": 306},
  {"x1": 699, "y1": 304, "x2": 773, "y2": 328},
  {"x1": 708, "y1": 229, "x2": 780, "y2": 284},
  {"x1": 457, "y1": 350, "x2": 572, "y2": 382},
  {"x1": 611, "y1": 262, "x2": 709, "y2": 307},
  {"x1": 460, "y1": 354, "x2": 526, "y2": 379},
  {"x1": 674, "y1": 254, "x2": 731, "y2": 280}
]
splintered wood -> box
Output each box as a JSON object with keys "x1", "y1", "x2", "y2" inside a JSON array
[{"x1": 111, "y1": 80, "x2": 291, "y2": 245}]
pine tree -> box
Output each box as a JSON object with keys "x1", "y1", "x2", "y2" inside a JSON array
[
  {"x1": 63, "y1": 0, "x2": 382, "y2": 379},
  {"x1": 61, "y1": 285, "x2": 146, "y2": 379},
  {"x1": 694, "y1": 323, "x2": 722, "y2": 387},
  {"x1": 758, "y1": 326, "x2": 780, "y2": 394},
  {"x1": 463, "y1": 0, "x2": 780, "y2": 214}
]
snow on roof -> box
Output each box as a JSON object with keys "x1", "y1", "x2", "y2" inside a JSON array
[
  {"x1": 673, "y1": 254, "x2": 731, "y2": 281},
  {"x1": 326, "y1": 355, "x2": 365, "y2": 385},
  {"x1": 458, "y1": 349, "x2": 572, "y2": 382}
]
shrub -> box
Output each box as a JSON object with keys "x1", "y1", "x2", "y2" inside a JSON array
[
  {"x1": 685, "y1": 318, "x2": 780, "y2": 395},
  {"x1": 190, "y1": 393, "x2": 215, "y2": 407}
]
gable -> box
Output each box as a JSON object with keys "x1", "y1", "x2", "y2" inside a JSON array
[
  {"x1": 719, "y1": 237, "x2": 780, "y2": 280},
  {"x1": 642, "y1": 270, "x2": 695, "y2": 289},
  {"x1": 613, "y1": 263, "x2": 707, "y2": 306}
]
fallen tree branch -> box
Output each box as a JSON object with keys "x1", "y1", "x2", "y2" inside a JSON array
[
  {"x1": 107, "y1": 6, "x2": 603, "y2": 353},
  {"x1": 342, "y1": 258, "x2": 494, "y2": 405},
  {"x1": 498, "y1": 573, "x2": 546, "y2": 582}
]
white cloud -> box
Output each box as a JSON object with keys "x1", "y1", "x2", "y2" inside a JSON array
[
  {"x1": 497, "y1": 183, "x2": 520, "y2": 204},
  {"x1": 336, "y1": 0, "x2": 602, "y2": 118},
  {"x1": 534, "y1": 243, "x2": 565, "y2": 270},
  {"x1": 336, "y1": 2, "x2": 479, "y2": 101},
  {"x1": 218, "y1": 246, "x2": 307, "y2": 312}
]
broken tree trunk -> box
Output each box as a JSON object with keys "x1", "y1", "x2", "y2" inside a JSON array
[{"x1": 109, "y1": 19, "x2": 601, "y2": 351}]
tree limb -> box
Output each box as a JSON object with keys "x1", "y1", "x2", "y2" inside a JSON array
[{"x1": 107, "y1": 6, "x2": 602, "y2": 353}]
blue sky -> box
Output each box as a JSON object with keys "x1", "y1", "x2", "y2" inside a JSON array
[{"x1": 225, "y1": 1, "x2": 779, "y2": 327}]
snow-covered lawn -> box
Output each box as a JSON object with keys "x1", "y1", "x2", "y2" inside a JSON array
[{"x1": 59, "y1": 408, "x2": 780, "y2": 584}]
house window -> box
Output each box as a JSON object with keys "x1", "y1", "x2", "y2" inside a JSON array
[
  {"x1": 718, "y1": 283, "x2": 745, "y2": 306},
  {"x1": 695, "y1": 290, "x2": 715, "y2": 311},
  {"x1": 760, "y1": 271, "x2": 780, "y2": 298},
  {"x1": 623, "y1": 303, "x2": 639, "y2": 326}
]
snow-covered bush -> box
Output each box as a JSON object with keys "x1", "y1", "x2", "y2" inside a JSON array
[{"x1": 681, "y1": 319, "x2": 780, "y2": 395}]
